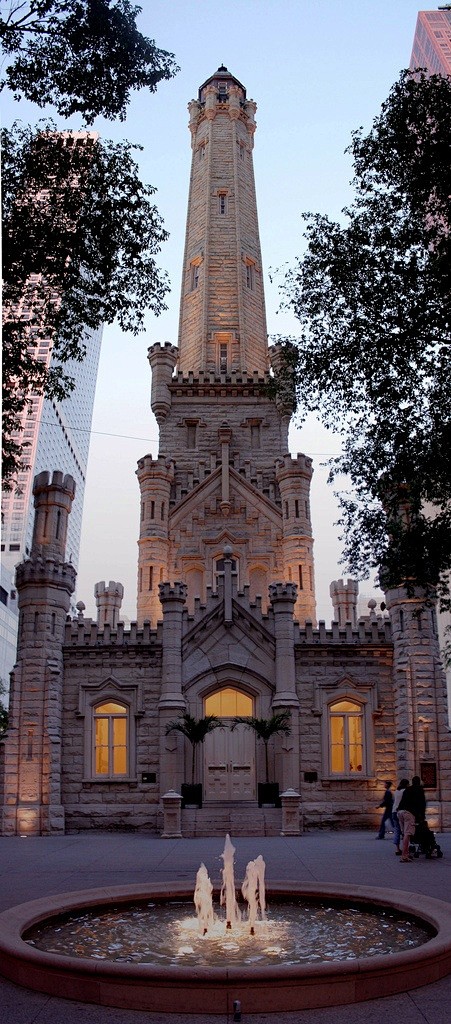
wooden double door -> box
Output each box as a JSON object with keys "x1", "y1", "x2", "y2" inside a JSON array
[{"x1": 204, "y1": 721, "x2": 255, "y2": 801}]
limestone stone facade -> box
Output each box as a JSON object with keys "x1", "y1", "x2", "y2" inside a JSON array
[{"x1": 1, "y1": 67, "x2": 450, "y2": 836}]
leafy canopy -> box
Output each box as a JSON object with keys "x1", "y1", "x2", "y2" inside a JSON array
[
  {"x1": 165, "y1": 713, "x2": 223, "y2": 784},
  {"x1": 278, "y1": 70, "x2": 451, "y2": 609},
  {"x1": 2, "y1": 122, "x2": 170, "y2": 485},
  {"x1": 0, "y1": 1, "x2": 178, "y2": 122},
  {"x1": 232, "y1": 712, "x2": 291, "y2": 783}
]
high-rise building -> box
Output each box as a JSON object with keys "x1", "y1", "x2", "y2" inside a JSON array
[
  {"x1": 410, "y1": 7, "x2": 451, "y2": 75},
  {"x1": 1, "y1": 132, "x2": 103, "y2": 684}
]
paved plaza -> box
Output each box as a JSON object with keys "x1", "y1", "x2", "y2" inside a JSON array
[{"x1": 0, "y1": 828, "x2": 450, "y2": 1023}]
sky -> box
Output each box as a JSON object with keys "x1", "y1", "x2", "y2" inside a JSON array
[{"x1": 3, "y1": 0, "x2": 429, "y2": 622}]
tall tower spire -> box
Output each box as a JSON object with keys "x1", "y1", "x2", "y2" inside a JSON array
[
  {"x1": 138, "y1": 69, "x2": 316, "y2": 627},
  {"x1": 178, "y1": 65, "x2": 268, "y2": 376}
]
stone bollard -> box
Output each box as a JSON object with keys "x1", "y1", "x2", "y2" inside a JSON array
[
  {"x1": 280, "y1": 788, "x2": 302, "y2": 836},
  {"x1": 161, "y1": 790, "x2": 183, "y2": 838}
]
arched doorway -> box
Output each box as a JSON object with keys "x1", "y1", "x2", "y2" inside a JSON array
[{"x1": 203, "y1": 687, "x2": 255, "y2": 801}]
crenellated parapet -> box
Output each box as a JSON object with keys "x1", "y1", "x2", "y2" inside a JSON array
[
  {"x1": 16, "y1": 557, "x2": 76, "y2": 592},
  {"x1": 159, "y1": 581, "x2": 188, "y2": 606},
  {"x1": 275, "y1": 452, "x2": 314, "y2": 482},
  {"x1": 64, "y1": 617, "x2": 161, "y2": 647},
  {"x1": 294, "y1": 618, "x2": 392, "y2": 646}
]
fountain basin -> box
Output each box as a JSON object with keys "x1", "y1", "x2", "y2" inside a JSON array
[{"x1": 1, "y1": 882, "x2": 451, "y2": 1014}]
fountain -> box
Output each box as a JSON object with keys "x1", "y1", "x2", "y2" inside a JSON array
[{"x1": 0, "y1": 835, "x2": 450, "y2": 1014}]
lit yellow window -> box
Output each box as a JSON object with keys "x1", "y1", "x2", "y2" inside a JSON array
[
  {"x1": 329, "y1": 699, "x2": 363, "y2": 776},
  {"x1": 94, "y1": 701, "x2": 128, "y2": 777},
  {"x1": 205, "y1": 687, "x2": 253, "y2": 717}
]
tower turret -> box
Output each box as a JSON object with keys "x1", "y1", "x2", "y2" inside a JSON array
[
  {"x1": 136, "y1": 454, "x2": 175, "y2": 625},
  {"x1": 330, "y1": 578, "x2": 359, "y2": 626},
  {"x1": 95, "y1": 580, "x2": 124, "y2": 628},
  {"x1": 275, "y1": 454, "x2": 316, "y2": 623},
  {"x1": 1, "y1": 471, "x2": 76, "y2": 836}
]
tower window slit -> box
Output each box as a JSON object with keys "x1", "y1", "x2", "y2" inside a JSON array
[
  {"x1": 295, "y1": 499, "x2": 299, "y2": 518},
  {"x1": 250, "y1": 423, "x2": 261, "y2": 448},
  {"x1": 190, "y1": 262, "x2": 199, "y2": 290},
  {"x1": 187, "y1": 422, "x2": 197, "y2": 448},
  {"x1": 284, "y1": 501, "x2": 289, "y2": 520},
  {"x1": 150, "y1": 501, "x2": 155, "y2": 519},
  {"x1": 161, "y1": 501, "x2": 165, "y2": 520},
  {"x1": 56, "y1": 509, "x2": 61, "y2": 539},
  {"x1": 148, "y1": 566, "x2": 153, "y2": 591},
  {"x1": 219, "y1": 343, "x2": 228, "y2": 373},
  {"x1": 298, "y1": 566, "x2": 303, "y2": 590}
]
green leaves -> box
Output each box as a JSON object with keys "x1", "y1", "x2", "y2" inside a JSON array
[
  {"x1": 165, "y1": 714, "x2": 223, "y2": 785},
  {"x1": 2, "y1": 123, "x2": 170, "y2": 486},
  {"x1": 0, "y1": 1, "x2": 178, "y2": 122},
  {"x1": 231, "y1": 713, "x2": 291, "y2": 784},
  {"x1": 278, "y1": 71, "x2": 451, "y2": 606}
]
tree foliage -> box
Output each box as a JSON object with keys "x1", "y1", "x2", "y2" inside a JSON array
[
  {"x1": 165, "y1": 714, "x2": 223, "y2": 785},
  {"x1": 0, "y1": 1, "x2": 178, "y2": 122},
  {"x1": 278, "y1": 70, "x2": 451, "y2": 608},
  {"x1": 231, "y1": 712, "x2": 291, "y2": 783},
  {"x1": 2, "y1": 121, "x2": 170, "y2": 485}
]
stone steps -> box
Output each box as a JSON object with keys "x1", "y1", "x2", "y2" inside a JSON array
[{"x1": 181, "y1": 803, "x2": 282, "y2": 837}]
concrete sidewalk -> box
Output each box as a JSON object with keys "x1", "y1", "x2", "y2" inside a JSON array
[{"x1": 1, "y1": 829, "x2": 450, "y2": 1023}]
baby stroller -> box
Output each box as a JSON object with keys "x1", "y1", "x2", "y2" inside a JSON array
[{"x1": 409, "y1": 820, "x2": 444, "y2": 859}]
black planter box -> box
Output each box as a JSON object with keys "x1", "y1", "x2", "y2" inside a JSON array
[
  {"x1": 258, "y1": 782, "x2": 281, "y2": 808},
  {"x1": 181, "y1": 783, "x2": 202, "y2": 809}
]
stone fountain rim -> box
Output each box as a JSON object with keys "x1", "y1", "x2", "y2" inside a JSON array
[{"x1": 0, "y1": 881, "x2": 450, "y2": 1013}]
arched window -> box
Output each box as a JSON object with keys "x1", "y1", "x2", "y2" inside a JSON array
[
  {"x1": 93, "y1": 701, "x2": 128, "y2": 777},
  {"x1": 205, "y1": 687, "x2": 253, "y2": 717},
  {"x1": 329, "y1": 698, "x2": 363, "y2": 776}
]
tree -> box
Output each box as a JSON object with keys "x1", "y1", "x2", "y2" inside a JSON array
[
  {"x1": 165, "y1": 714, "x2": 223, "y2": 785},
  {"x1": 278, "y1": 70, "x2": 451, "y2": 610},
  {"x1": 0, "y1": 681, "x2": 9, "y2": 738},
  {"x1": 231, "y1": 712, "x2": 291, "y2": 784},
  {"x1": 0, "y1": 1, "x2": 178, "y2": 123},
  {"x1": 2, "y1": 121, "x2": 170, "y2": 486}
]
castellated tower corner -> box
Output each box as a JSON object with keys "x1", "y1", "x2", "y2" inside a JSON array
[
  {"x1": 137, "y1": 65, "x2": 317, "y2": 627},
  {"x1": 2, "y1": 471, "x2": 76, "y2": 837}
]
